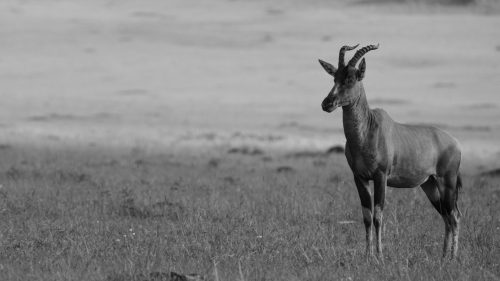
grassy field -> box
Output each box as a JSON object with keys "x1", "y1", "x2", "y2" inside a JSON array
[
  {"x1": 0, "y1": 143, "x2": 498, "y2": 281},
  {"x1": 1, "y1": 0, "x2": 499, "y2": 280}
]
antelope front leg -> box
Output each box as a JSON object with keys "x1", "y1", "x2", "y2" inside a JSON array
[
  {"x1": 373, "y1": 172, "x2": 387, "y2": 259},
  {"x1": 354, "y1": 176, "x2": 373, "y2": 257}
]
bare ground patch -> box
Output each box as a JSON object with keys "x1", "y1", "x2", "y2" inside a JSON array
[{"x1": 27, "y1": 113, "x2": 118, "y2": 123}]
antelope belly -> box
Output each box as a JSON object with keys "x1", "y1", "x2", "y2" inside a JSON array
[{"x1": 387, "y1": 174, "x2": 429, "y2": 189}]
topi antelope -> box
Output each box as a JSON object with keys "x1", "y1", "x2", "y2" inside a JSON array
[{"x1": 318, "y1": 44, "x2": 462, "y2": 259}]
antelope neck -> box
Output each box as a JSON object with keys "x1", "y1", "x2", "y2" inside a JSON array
[{"x1": 342, "y1": 84, "x2": 373, "y2": 148}]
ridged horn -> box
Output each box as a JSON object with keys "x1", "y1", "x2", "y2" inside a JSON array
[
  {"x1": 348, "y1": 44, "x2": 379, "y2": 67},
  {"x1": 338, "y1": 44, "x2": 359, "y2": 68}
]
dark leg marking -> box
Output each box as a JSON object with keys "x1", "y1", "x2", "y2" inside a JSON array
[
  {"x1": 355, "y1": 176, "x2": 373, "y2": 257},
  {"x1": 373, "y1": 172, "x2": 386, "y2": 258}
]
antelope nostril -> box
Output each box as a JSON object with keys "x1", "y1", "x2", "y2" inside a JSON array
[{"x1": 322, "y1": 103, "x2": 334, "y2": 112}]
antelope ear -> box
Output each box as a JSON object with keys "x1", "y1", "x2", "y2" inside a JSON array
[
  {"x1": 318, "y1": 59, "x2": 337, "y2": 76},
  {"x1": 357, "y1": 58, "x2": 366, "y2": 81}
]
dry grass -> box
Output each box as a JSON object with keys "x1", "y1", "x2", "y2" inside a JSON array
[{"x1": 0, "y1": 144, "x2": 498, "y2": 280}]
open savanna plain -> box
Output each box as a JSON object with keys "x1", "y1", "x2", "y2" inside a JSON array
[
  {"x1": 1, "y1": 0, "x2": 500, "y2": 280},
  {"x1": 0, "y1": 143, "x2": 498, "y2": 281}
]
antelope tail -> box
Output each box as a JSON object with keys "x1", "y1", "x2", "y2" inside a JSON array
[{"x1": 456, "y1": 172, "x2": 463, "y2": 218}]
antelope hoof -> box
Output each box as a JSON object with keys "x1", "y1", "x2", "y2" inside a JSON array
[{"x1": 376, "y1": 252, "x2": 384, "y2": 263}]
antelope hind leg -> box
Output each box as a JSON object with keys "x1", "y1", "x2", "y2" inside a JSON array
[
  {"x1": 421, "y1": 176, "x2": 451, "y2": 258},
  {"x1": 443, "y1": 173, "x2": 460, "y2": 259}
]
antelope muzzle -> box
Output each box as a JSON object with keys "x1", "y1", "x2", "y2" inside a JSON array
[{"x1": 321, "y1": 96, "x2": 337, "y2": 113}]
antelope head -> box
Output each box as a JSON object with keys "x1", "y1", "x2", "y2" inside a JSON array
[{"x1": 319, "y1": 44, "x2": 379, "y2": 113}]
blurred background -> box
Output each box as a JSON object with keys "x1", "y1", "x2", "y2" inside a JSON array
[{"x1": 0, "y1": 0, "x2": 499, "y2": 168}]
